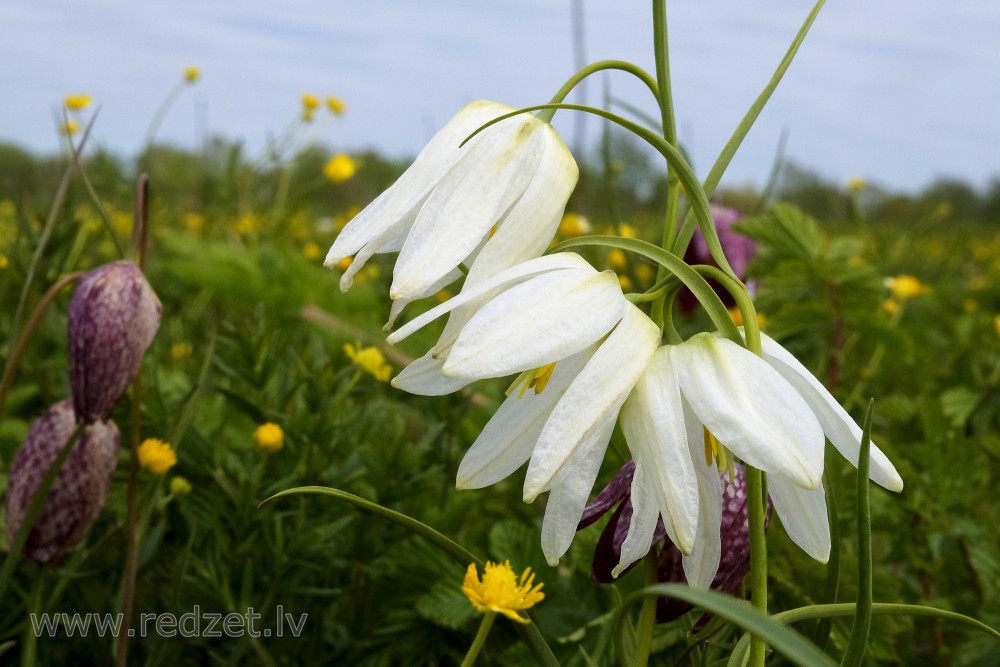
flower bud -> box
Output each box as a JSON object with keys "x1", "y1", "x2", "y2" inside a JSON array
[
  {"x1": 68, "y1": 261, "x2": 162, "y2": 423},
  {"x1": 4, "y1": 400, "x2": 120, "y2": 563}
]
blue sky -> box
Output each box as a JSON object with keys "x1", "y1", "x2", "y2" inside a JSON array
[{"x1": 2, "y1": 1, "x2": 998, "y2": 192}]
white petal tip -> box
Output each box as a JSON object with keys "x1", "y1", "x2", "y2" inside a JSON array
[
  {"x1": 610, "y1": 564, "x2": 628, "y2": 579},
  {"x1": 522, "y1": 488, "x2": 541, "y2": 504},
  {"x1": 545, "y1": 555, "x2": 560, "y2": 567}
]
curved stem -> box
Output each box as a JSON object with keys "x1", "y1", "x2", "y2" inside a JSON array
[
  {"x1": 540, "y1": 60, "x2": 660, "y2": 123},
  {"x1": 0, "y1": 272, "x2": 83, "y2": 423},
  {"x1": 463, "y1": 103, "x2": 735, "y2": 282}
]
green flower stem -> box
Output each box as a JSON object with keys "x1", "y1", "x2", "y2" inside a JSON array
[
  {"x1": 691, "y1": 265, "x2": 761, "y2": 355},
  {"x1": 9, "y1": 114, "x2": 96, "y2": 346},
  {"x1": 651, "y1": 0, "x2": 682, "y2": 259},
  {"x1": 143, "y1": 80, "x2": 188, "y2": 150},
  {"x1": 552, "y1": 236, "x2": 740, "y2": 344},
  {"x1": 633, "y1": 551, "x2": 660, "y2": 667},
  {"x1": 540, "y1": 60, "x2": 660, "y2": 123},
  {"x1": 745, "y1": 466, "x2": 768, "y2": 667},
  {"x1": 460, "y1": 612, "x2": 497, "y2": 667},
  {"x1": 0, "y1": 272, "x2": 83, "y2": 423},
  {"x1": 261, "y1": 487, "x2": 559, "y2": 667},
  {"x1": 464, "y1": 104, "x2": 735, "y2": 282},
  {"x1": 672, "y1": 0, "x2": 826, "y2": 258}
]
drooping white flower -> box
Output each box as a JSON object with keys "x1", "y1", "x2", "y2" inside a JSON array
[
  {"x1": 386, "y1": 252, "x2": 661, "y2": 565},
  {"x1": 386, "y1": 253, "x2": 630, "y2": 395},
  {"x1": 617, "y1": 331, "x2": 903, "y2": 585},
  {"x1": 325, "y1": 100, "x2": 578, "y2": 315}
]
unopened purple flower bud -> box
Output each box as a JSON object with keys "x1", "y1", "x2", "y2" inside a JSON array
[
  {"x1": 4, "y1": 400, "x2": 120, "y2": 562},
  {"x1": 68, "y1": 261, "x2": 162, "y2": 423}
]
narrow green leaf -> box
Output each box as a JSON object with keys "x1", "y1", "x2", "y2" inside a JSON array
[
  {"x1": 260, "y1": 486, "x2": 560, "y2": 667},
  {"x1": 673, "y1": 0, "x2": 826, "y2": 258},
  {"x1": 841, "y1": 400, "x2": 874, "y2": 666},
  {"x1": 616, "y1": 584, "x2": 837, "y2": 667},
  {"x1": 729, "y1": 603, "x2": 1000, "y2": 666},
  {"x1": 551, "y1": 236, "x2": 742, "y2": 344}
]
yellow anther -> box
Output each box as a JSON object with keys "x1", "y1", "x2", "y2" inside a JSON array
[
  {"x1": 529, "y1": 363, "x2": 556, "y2": 394},
  {"x1": 506, "y1": 363, "x2": 557, "y2": 399}
]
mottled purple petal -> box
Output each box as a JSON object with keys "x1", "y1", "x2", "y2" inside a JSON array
[
  {"x1": 68, "y1": 261, "x2": 162, "y2": 423},
  {"x1": 577, "y1": 460, "x2": 635, "y2": 530},
  {"x1": 4, "y1": 400, "x2": 120, "y2": 562}
]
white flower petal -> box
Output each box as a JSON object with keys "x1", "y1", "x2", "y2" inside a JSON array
[
  {"x1": 326, "y1": 101, "x2": 509, "y2": 286},
  {"x1": 386, "y1": 253, "x2": 592, "y2": 344},
  {"x1": 768, "y1": 474, "x2": 831, "y2": 563},
  {"x1": 390, "y1": 350, "x2": 471, "y2": 396},
  {"x1": 442, "y1": 269, "x2": 627, "y2": 381},
  {"x1": 457, "y1": 348, "x2": 594, "y2": 489},
  {"x1": 758, "y1": 333, "x2": 904, "y2": 492},
  {"x1": 523, "y1": 304, "x2": 660, "y2": 500},
  {"x1": 391, "y1": 114, "x2": 546, "y2": 300},
  {"x1": 673, "y1": 334, "x2": 824, "y2": 489},
  {"x1": 432, "y1": 126, "x2": 578, "y2": 354},
  {"x1": 620, "y1": 347, "x2": 700, "y2": 555},
  {"x1": 540, "y1": 435, "x2": 609, "y2": 566},
  {"x1": 681, "y1": 399, "x2": 723, "y2": 589},
  {"x1": 613, "y1": 464, "x2": 661, "y2": 577},
  {"x1": 383, "y1": 267, "x2": 464, "y2": 332}
]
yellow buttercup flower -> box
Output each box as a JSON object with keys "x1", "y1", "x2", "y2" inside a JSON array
[
  {"x1": 301, "y1": 93, "x2": 319, "y2": 110},
  {"x1": 303, "y1": 242, "x2": 322, "y2": 261},
  {"x1": 608, "y1": 248, "x2": 628, "y2": 270},
  {"x1": 335, "y1": 256, "x2": 353, "y2": 271},
  {"x1": 728, "y1": 307, "x2": 767, "y2": 329},
  {"x1": 62, "y1": 120, "x2": 79, "y2": 136},
  {"x1": 137, "y1": 439, "x2": 177, "y2": 475},
  {"x1": 618, "y1": 275, "x2": 633, "y2": 291},
  {"x1": 885, "y1": 275, "x2": 931, "y2": 300},
  {"x1": 618, "y1": 223, "x2": 637, "y2": 239},
  {"x1": 170, "y1": 342, "x2": 192, "y2": 360},
  {"x1": 326, "y1": 96, "x2": 346, "y2": 116},
  {"x1": 253, "y1": 423, "x2": 284, "y2": 453},
  {"x1": 324, "y1": 154, "x2": 357, "y2": 184},
  {"x1": 0, "y1": 255, "x2": 9, "y2": 270},
  {"x1": 558, "y1": 212, "x2": 591, "y2": 237},
  {"x1": 848, "y1": 176, "x2": 866, "y2": 193},
  {"x1": 183, "y1": 212, "x2": 204, "y2": 235},
  {"x1": 344, "y1": 343, "x2": 392, "y2": 382},
  {"x1": 882, "y1": 299, "x2": 900, "y2": 316},
  {"x1": 461, "y1": 561, "x2": 544, "y2": 624},
  {"x1": 64, "y1": 94, "x2": 92, "y2": 111},
  {"x1": 184, "y1": 66, "x2": 200, "y2": 84}
]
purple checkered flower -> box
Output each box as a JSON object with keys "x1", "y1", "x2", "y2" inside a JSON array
[
  {"x1": 4, "y1": 400, "x2": 120, "y2": 562},
  {"x1": 68, "y1": 261, "x2": 161, "y2": 423},
  {"x1": 578, "y1": 461, "x2": 769, "y2": 623}
]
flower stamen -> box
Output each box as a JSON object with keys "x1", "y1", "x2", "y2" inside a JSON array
[{"x1": 506, "y1": 362, "x2": 557, "y2": 398}]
